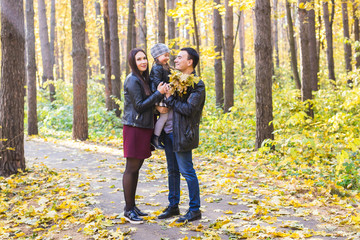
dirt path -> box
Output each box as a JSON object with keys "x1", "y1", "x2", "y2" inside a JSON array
[{"x1": 24, "y1": 137, "x2": 356, "y2": 239}]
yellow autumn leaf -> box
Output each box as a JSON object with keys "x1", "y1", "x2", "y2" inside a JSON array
[
  {"x1": 15, "y1": 232, "x2": 26, "y2": 237},
  {"x1": 351, "y1": 214, "x2": 360, "y2": 224},
  {"x1": 224, "y1": 210, "x2": 233, "y2": 214},
  {"x1": 33, "y1": 227, "x2": 45, "y2": 232},
  {"x1": 169, "y1": 220, "x2": 185, "y2": 227}
]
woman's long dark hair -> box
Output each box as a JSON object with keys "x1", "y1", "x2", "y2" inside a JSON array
[{"x1": 128, "y1": 48, "x2": 151, "y2": 95}]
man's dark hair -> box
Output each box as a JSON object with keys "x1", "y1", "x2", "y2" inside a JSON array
[{"x1": 180, "y1": 47, "x2": 199, "y2": 68}]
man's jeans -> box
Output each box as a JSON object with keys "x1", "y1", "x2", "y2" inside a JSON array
[{"x1": 164, "y1": 133, "x2": 200, "y2": 211}]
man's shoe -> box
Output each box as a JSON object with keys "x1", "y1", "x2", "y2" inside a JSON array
[
  {"x1": 176, "y1": 210, "x2": 201, "y2": 223},
  {"x1": 151, "y1": 135, "x2": 165, "y2": 150},
  {"x1": 134, "y1": 206, "x2": 148, "y2": 216},
  {"x1": 124, "y1": 208, "x2": 144, "y2": 224},
  {"x1": 158, "y1": 206, "x2": 180, "y2": 219}
]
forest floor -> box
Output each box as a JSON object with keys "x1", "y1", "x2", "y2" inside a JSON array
[{"x1": 17, "y1": 136, "x2": 360, "y2": 239}]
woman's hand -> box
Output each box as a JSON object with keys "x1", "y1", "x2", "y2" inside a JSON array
[{"x1": 157, "y1": 82, "x2": 167, "y2": 94}]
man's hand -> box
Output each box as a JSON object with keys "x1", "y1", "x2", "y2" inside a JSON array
[{"x1": 165, "y1": 84, "x2": 172, "y2": 98}]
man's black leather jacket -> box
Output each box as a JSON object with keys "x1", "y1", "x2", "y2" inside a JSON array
[
  {"x1": 164, "y1": 75, "x2": 206, "y2": 152},
  {"x1": 122, "y1": 73, "x2": 163, "y2": 129}
]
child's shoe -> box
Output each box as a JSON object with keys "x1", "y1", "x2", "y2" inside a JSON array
[{"x1": 151, "y1": 135, "x2": 165, "y2": 150}]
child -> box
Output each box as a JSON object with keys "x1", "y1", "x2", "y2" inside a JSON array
[{"x1": 150, "y1": 43, "x2": 171, "y2": 149}]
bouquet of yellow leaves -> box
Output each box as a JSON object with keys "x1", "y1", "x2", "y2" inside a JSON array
[{"x1": 168, "y1": 70, "x2": 200, "y2": 97}]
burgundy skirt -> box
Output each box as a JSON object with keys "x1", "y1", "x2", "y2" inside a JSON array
[{"x1": 123, "y1": 125, "x2": 154, "y2": 159}]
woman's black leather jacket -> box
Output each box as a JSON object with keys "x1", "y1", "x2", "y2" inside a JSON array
[{"x1": 122, "y1": 73, "x2": 163, "y2": 129}]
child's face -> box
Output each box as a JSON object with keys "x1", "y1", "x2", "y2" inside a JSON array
[{"x1": 157, "y1": 52, "x2": 170, "y2": 65}]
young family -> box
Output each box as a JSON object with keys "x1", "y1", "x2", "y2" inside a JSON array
[{"x1": 121, "y1": 44, "x2": 206, "y2": 224}]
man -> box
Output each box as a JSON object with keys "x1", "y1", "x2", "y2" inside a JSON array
[{"x1": 158, "y1": 48, "x2": 205, "y2": 223}]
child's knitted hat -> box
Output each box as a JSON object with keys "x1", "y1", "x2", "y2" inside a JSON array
[{"x1": 150, "y1": 43, "x2": 170, "y2": 59}]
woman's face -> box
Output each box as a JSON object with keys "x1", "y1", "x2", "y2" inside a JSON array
[{"x1": 135, "y1": 51, "x2": 148, "y2": 73}]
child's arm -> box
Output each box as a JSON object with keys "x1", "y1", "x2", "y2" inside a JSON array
[{"x1": 149, "y1": 64, "x2": 165, "y2": 93}]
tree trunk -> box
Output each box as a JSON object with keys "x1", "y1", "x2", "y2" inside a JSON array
[
  {"x1": 299, "y1": 0, "x2": 314, "y2": 118},
  {"x1": 273, "y1": 0, "x2": 280, "y2": 67},
  {"x1": 213, "y1": 0, "x2": 224, "y2": 109},
  {"x1": 184, "y1": 18, "x2": 190, "y2": 44},
  {"x1": 167, "y1": 0, "x2": 176, "y2": 65},
  {"x1": 0, "y1": 0, "x2": 26, "y2": 176},
  {"x1": 95, "y1": 1, "x2": 105, "y2": 81},
  {"x1": 109, "y1": 0, "x2": 121, "y2": 116},
  {"x1": 71, "y1": 0, "x2": 88, "y2": 141},
  {"x1": 137, "y1": 0, "x2": 147, "y2": 52},
  {"x1": 353, "y1": 0, "x2": 360, "y2": 68},
  {"x1": 323, "y1": 1, "x2": 336, "y2": 83},
  {"x1": 38, "y1": 0, "x2": 55, "y2": 101},
  {"x1": 26, "y1": 0, "x2": 38, "y2": 136},
  {"x1": 50, "y1": 0, "x2": 56, "y2": 80},
  {"x1": 132, "y1": 19, "x2": 137, "y2": 49},
  {"x1": 103, "y1": 0, "x2": 113, "y2": 110},
  {"x1": 317, "y1": 1, "x2": 322, "y2": 69},
  {"x1": 224, "y1": 0, "x2": 234, "y2": 113},
  {"x1": 286, "y1": 0, "x2": 301, "y2": 89},
  {"x1": 308, "y1": 4, "x2": 318, "y2": 91},
  {"x1": 158, "y1": 0, "x2": 165, "y2": 43},
  {"x1": 192, "y1": 0, "x2": 201, "y2": 76},
  {"x1": 53, "y1": 2, "x2": 60, "y2": 81},
  {"x1": 126, "y1": 0, "x2": 135, "y2": 75},
  {"x1": 234, "y1": 11, "x2": 241, "y2": 47},
  {"x1": 59, "y1": 2, "x2": 68, "y2": 82},
  {"x1": 254, "y1": 0, "x2": 274, "y2": 150},
  {"x1": 86, "y1": 30, "x2": 92, "y2": 79},
  {"x1": 239, "y1": 11, "x2": 246, "y2": 75},
  {"x1": 120, "y1": 15, "x2": 127, "y2": 71},
  {"x1": 342, "y1": 0, "x2": 352, "y2": 74}
]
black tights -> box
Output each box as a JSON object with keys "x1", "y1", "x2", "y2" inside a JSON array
[{"x1": 122, "y1": 158, "x2": 144, "y2": 211}]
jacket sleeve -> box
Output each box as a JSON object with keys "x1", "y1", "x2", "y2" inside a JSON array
[
  {"x1": 149, "y1": 64, "x2": 164, "y2": 93},
  {"x1": 164, "y1": 80, "x2": 205, "y2": 116},
  {"x1": 127, "y1": 76, "x2": 163, "y2": 113}
]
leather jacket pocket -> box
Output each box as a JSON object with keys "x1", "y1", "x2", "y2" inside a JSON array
[{"x1": 184, "y1": 125, "x2": 195, "y2": 142}]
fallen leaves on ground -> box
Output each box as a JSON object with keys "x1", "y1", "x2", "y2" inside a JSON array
[
  {"x1": 0, "y1": 164, "x2": 130, "y2": 240},
  {"x1": 144, "y1": 150, "x2": 360, "y2": 239},
  {"x1": 18, "y1": 136, "x2": 360, "y2": 240}
]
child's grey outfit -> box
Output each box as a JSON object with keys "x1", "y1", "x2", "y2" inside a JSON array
[{"x1": 150, "y1": 63, "x2": 170, "y2": 136}]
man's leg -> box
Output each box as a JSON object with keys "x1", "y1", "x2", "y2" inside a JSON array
[
  {"x1": 163, "y1": 133, "x2": 180, "y2": 207},
  {"x1": 158, "y1": 133, "x2": 181, "y2": 219},
  {"x1": 175, "y1": 151, "x2": 200, "y2": 211}
]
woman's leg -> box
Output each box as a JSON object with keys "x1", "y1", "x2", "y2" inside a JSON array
[{"x1": 122, "y1": 157, "x2": 145, "y2": 211}]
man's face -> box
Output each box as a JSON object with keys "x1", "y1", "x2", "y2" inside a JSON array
[{"x1": 174, "y1": 51, "x2": 192, "y2": 72}]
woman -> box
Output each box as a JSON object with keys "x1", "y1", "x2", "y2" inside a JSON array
[{"x1": 122, "y1": 48, "x2": 166, "y2": 224}]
